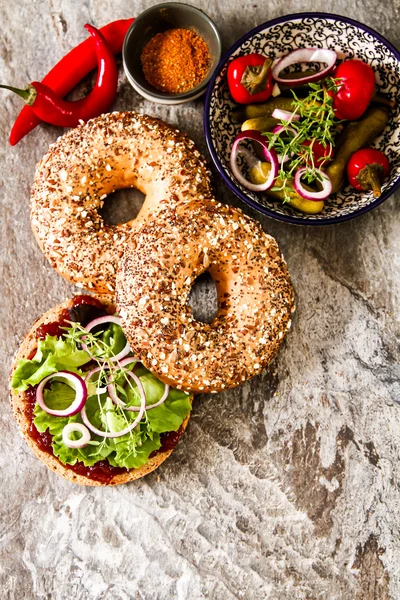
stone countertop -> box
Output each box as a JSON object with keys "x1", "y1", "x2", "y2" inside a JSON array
[{"x1": 1, "y1": 1, "x2": 399, "y2": 599}]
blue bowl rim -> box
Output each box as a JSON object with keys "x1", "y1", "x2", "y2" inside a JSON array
[{"x1": 203, "y1": 11, "x2": 400, "y2": 226}]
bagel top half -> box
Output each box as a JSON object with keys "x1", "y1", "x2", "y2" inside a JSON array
[
  {"x1": 10, "y1": 295, "x2": 192, "y2": 486},
  {"x1": 30, "y1": 112, "x2": 214, "y2": 294},
  {"x1": 116, "y1": 198, "x2": 295, "y2": 394}
]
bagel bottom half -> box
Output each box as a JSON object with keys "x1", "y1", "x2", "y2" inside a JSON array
[{"x1": 10, "y1": 295, "x2": 192, "y2": 486}]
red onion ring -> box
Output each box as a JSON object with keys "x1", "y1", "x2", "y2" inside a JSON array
[
  {"x1": 271, "y1": 82, "x2": 281, "y2": 97},
  {"x1": 85, "y1": 365, "x2": 110, "y2": 394},
  {"x1": 36, "y1": 371, "x2": 87, "y2": 417},
  {"x1": 272, "y1": 108, "x2": 300, "y2": 121},
  {"x1": 82, "y1": 315, "x2": 131, "y2": 362},
  {"x1": 230, "y1": 130, "x2": 278, "y2": 192},
  {"x1": 272, "y1": 125, "x2": 297, "y2": 136},
  {"x1": 108, "y1": 371, "x2": 169, "y2": 412},
  {"x1": 81, "y1": 379, "x2": 146, "y2": 438},
  {"x1": 62, "y1": 423, "x2": 91, "y2": 448},
  {"x1": 117, "y1": 357, "x2": 138, "y2": 368},
  {"x1": 271, "y1": 125, "x2": 297, "y2": 164},
  {"x1": 84, "y1": 357, "x2": 137, "y2": 394},
  {"x1": 272, "y1": 48, "x2": 337, "y2": 85},
  {"x1": 294, "y1": 167, "x2": 332, "y2": 200},
  {"x1": 107, "y1": 370, "x2": 145, "y2": 409}
]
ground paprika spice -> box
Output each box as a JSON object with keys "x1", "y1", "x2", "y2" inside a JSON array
[{"x1": 141, "y1": 28, "x2": 210, "y2": 94}]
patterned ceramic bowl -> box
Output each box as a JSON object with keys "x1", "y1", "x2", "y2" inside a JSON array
[{"x1": 204, "y1": 13, "x2": 400, "y2": 225}]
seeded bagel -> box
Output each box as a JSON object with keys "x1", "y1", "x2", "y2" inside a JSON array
[
  {"x1": 10, "y1": 295, "x2": 192, "y2": 486},
  {"x1": 116, "y1": 199, "x2": 295, "y2": 394},
  {"x1": 30, "y1": 112, "x2": 214, "y2": 294}
]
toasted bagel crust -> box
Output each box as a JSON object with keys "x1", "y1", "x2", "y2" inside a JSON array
[
  {"x1": 30, "y1": 112, "x2": 214, "y2": 294},
  {"x1": 10, "y1": 295, "x2": 191, "y2": 486},
  {"x1": 116, "y1": 199, "x2": 295, "y2": 394}
]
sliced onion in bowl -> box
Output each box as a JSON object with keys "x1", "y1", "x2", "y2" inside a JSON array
[
  {"x1": 271, "y1": 82, "x2": 281, "y2": 97},
  {"x1": 272, "y1": 48, "x2": 337, "y2": 85},
  {"x1": 272, "y1": 108, "x2": 300, "y2": 121},
  {"x1": 294, "y1": 167, "x2": 332, "y2": 200},
  {"x1": 82, "y1": 315, "x2": 131, "y2": 362},
  {"x1": 62, "y1": 423, "x2": 91, "y2": 448},
  {"x1": 36, "y1": 371, "x2": 87, "y2": 417},
  {"x1": 272, "y1": 125, "x2": 297, "y2": 136},
  {"x1": 271, "y1": 125, "x2": 297, "y2": 164},
  {"x1": 230, "y1": 130, "x2": 278, "y2": 192}
]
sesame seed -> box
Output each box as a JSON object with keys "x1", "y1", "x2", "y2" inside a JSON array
[
  {"x1": 31, "y1": 112, "x2": 214, "y2": 294},
  {"x1": 116, "y1": 198, "x2": 294, "y2": 394}
]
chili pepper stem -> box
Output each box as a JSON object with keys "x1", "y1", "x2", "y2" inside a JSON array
[
  {"x1": 356, "y1": 163, "x2": 385, "y2": 198},
  {"x1": 370, "y1": 173, "x2": 383, "y2": 197},
  {"x1": 0, "y1": 84, "x2": 37, "y2": 105},
  {"x1": 240, "y1": 58, "x2": 273, "y2": 95}
]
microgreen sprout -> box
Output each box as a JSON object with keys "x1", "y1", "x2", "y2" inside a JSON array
[
  {"x1": 63, "y1": 321, "x2": 145, "y2": 451},
  {"x1": 264, "y1": 77, "x2": 341, "y2": 202}
]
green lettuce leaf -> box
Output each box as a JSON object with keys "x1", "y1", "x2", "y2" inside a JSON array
[
  {"x1": 34, "y1": 393, "x2": 164, "y2": 469},
  {"x1": 116, "y1": 370, "x2": 192, "y2": 434},
  {"x1": 11, "y1": 355, "x2": 59, "y2": 393},
  {"x1": 13, "y1": 322, "x2": 191, "y2": 471},
  {"x1": 11, "y1": 336, "x2": 89, "y2": 392},
  {"x1": 100, "y1": 323, "x2": 127, "y2": 359},
  {"x1": 83, "y1": 323, "x2": 127, "y2": 361},
  {"x1": 32, "y1": 372, "x2": 190, "y2": 470}
]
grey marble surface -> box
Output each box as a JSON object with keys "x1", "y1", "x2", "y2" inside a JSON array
[{"x1": 1, "y1": 1, "x2": 400, "y2": 599}]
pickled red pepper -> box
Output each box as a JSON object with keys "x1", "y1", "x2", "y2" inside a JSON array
[{"x1": 141, "y1": 28, "x2": 210, "y2": 93}]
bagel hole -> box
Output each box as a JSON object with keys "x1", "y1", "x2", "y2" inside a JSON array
[
  {"x1": 99, "y1": 188, "x2": 146, "y2": 225},
  {"x1": 188, "y1": 272, "x2": 218, "y2": 324}
]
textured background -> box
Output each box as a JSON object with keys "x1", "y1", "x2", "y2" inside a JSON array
[{"x1": 1, "y1": 1, "x2": 400, "y2": 599}]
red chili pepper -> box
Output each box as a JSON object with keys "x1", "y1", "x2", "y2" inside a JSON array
[
  {"x1": 332, "y1": 60, "x2": 376, "y2": 121},
  {"x1": 9, "y1": 18, "x2": 133, "y2": 145},
  {"x1": 347, "y1": 148, "x2": 390, "y2": 197},
  {"x1": 1, "y1": 25, "x2": 118, "y2": 128},
  {"x1": 301, "y1": 139, "x2": 334, "y2": 166},
  {"x1": 227, "y1": 54, "x2": 273, "y2": 104}
]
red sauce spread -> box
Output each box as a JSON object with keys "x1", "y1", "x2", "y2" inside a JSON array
[
  {"x1": 25, "y1": 386, "x2": 54, "y2": 454},
  {"x1": 71, "y1": 294, "x2": 104, "y2": 309},
  {"x1": 35, "y1": 309, "x2": 70, "y2": 340},
  {"x1": 159, "y1": 426, "x2": 185, "y2": 452},
  {"x1": 35, "y1": 295, "x2": 105, "y2": 340},
  {"x1": 70, "y1": 460, "x2": 127, "y2": 483},
  {"x1": 23, "y1": 296, "x2": 183, "y2": 484}
]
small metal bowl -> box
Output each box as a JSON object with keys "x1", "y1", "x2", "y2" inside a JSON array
[{"x1": 123, "y1": 2, "x2": 221, "y2": 105}]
